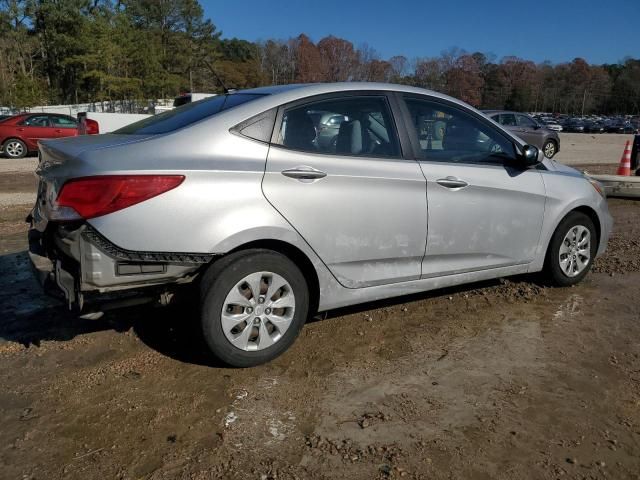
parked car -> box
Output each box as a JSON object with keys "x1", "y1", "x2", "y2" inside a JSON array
[
  {"x1": 539, "y1": 118, "x2": 563, "y2": 132},
  {"x1": 28, "y1": 83, "x2": 612, "y2": 367},
  {"x1": 605, "y1": 121, "x2": 637, "y2": 134},
  {"x1": 0, "y1": 113, "x2": 79, "y2": 158},
  {"x1": 308, "y1": 110, "x2": 350, "y2": 150},
  {"x1": 583, "y1": 121, "x2": 605, "y2": 133},
  {"x1": 484, "y1": 110, "x2": 561, "y2": 158},
  {"x1": 562, "y1": 120, "x2": 586, "y2": 133}
]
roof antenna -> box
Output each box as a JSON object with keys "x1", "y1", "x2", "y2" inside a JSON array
[{"x1": 203, "y1": 60, "x2": 235, "y2": 94}]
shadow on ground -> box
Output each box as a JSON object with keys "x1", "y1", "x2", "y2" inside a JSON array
[{"x1": 0, "y1": 249, "x2": 544, "y2": 368}]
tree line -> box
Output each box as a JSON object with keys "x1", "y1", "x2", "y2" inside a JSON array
[{"x1": 1, "y1": 0, "x2": 639, "y2": 114}]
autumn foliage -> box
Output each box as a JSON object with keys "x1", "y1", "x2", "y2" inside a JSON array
[{"x1": 1, "y1": 1, "x2": 639, "y2": 114}]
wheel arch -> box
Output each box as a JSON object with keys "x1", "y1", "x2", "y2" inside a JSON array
[
  {"x1": 543, "y1": 205, "x2": 601, "y2": 264},
  {"x1": 571, "y1": 205, "x2": 601, "y2": 250},
  {"x1": 226, "y1": 239, "x2": 321, "y2": 316},
  {"x1": 2, "y1": 136, "x2": 27, "y2": 149}
]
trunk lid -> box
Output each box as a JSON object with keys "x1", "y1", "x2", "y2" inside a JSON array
[{"x1": 37, "y1": 134, "x2": 154, "y2": 177}]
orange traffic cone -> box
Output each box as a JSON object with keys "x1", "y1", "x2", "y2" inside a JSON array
[{"x1": 616, "y1": 141, "x2": 632, "y2": 176}]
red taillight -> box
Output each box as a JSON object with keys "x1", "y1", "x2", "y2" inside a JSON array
[
  {"x1": 56, "y1": 175, "x2": 185, "y2": 219},
  {"x1": 85, "y1": 119, "x2": 99, "y2": 135},
  {"x1": 77, "y1": 116, "x2": 99, "y2": 135}
]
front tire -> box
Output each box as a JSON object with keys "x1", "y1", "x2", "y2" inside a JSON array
[
  {"x1": 544, "y1": 212, "x2": 596, "y2": 287},
  {"x1": 3, "y1": 138, "x2": 27, "y2": 159},
  {"x1": 200, "y1": 249, "x2": 309, "y2": 367},
  {"x1": 543, "y1": 139, "x2": 557, "y2": 158}
]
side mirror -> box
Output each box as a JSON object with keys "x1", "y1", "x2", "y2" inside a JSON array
[{"x1": 521, "y1": 144, "x2": 540, "y2": 166}]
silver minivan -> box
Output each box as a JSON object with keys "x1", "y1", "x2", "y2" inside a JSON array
[{"x1": 28, "y1": 83, "x2": 612, "y2": 366}]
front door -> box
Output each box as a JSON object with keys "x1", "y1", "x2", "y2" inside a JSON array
[
  {"x1": 262, "y1": 93, "x2": 428, "y2": 288},
  {"x1": 516, "y1": 113, "x2": 544, "y2": 148},
  {"x1": 402, "y1": 96, "x2": 546, "y2": 277},
  {"x1": 18, "y1": 115, "x2": 53, "y2": 150}
]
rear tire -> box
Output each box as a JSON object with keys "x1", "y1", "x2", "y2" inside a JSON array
[
  {"x1": 200, "y1": 249, "x2": 309, "y2": 367},
  {"x1": 544, "y1": 212, "x2": 596, "y2": 287},
  {"x1": 3, "y1": 138, "x2": 27, "y2": 159}
]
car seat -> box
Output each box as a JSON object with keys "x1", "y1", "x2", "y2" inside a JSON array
[
  {"x1": 442, "y1": 121, "x2": 479, "y2": 152},
  {"x1": 284, "y1": 111, "x2": 316, "y2": 151},
  {"x1": 335, "y1": 120, "x2": 372, "y2": 155}
]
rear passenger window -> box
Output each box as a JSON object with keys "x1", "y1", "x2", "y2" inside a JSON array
[
  {"x1": 404, "y1": 97, "x2": 516, "y2": 165},
  {"x1": 494, "y1": 113, "x2": 517, "y2": 126},
  {"x1": 51, "y1": 116, "x2": 77, "y2": 128},
  {"x1": 276, "y1": 96, "x2": 400, "y2": 158}
]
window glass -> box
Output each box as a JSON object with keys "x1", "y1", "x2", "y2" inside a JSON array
[
  {"x1": 277, "y1": 96, "x2": 400, "y2": 158},
  {"x1": 51, "y1": 116, "x2": 77, "y2": 128},
  {"x1": 517, "y1": 114, "x2": 537, "y2": 128},
  {"x1": 115, "y1": 93, "x2": 265, "y2": 134},
  {"x1": 232, "y1": 108, "x2": 276, "y2": 143},
  {"x1": 404, "y1": 97, "x2": 516, "y2": 164},
  {"x1": 22, "y1": 115, "x2": 50, "y2": 127},
  {"x1": 496, "y1": 113, "x2": 517, "y2": 126}
]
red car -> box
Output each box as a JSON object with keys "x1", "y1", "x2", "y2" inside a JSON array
[{"x1": 0, "y1": 113, "x2": 79, "y2": 159}]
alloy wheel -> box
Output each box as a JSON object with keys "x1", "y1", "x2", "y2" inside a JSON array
[
  {"x1": 558, "y1": 225, "x2": 590, "y2": 277},
  {"x1": 544, "y1": 141, "x2": 556, "y2": 158},
  {"x1": 4, "y1": 140, "x2": 25, "y2": 158}
]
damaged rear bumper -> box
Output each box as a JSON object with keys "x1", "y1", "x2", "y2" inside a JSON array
[{"x1": 28, "y1": 223, "x2": 215, "y2": 311}]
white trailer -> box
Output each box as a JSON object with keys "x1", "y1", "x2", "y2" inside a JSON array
[{"x1": 77, "y1": 111, "x2": 151, "y2": 134}]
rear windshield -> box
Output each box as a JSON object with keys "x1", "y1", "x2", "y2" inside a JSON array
[{"x1": 114, "y1": 93, "x2": 265, "y2": 134}]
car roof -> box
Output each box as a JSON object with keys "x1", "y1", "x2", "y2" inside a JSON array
[{"x1": 236, "y1": 82, "x2": 470, "y2": 110}]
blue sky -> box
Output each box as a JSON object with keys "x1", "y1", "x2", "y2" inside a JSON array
[{"x1": 202, "y1": 0, "x2": 639, "y2": 64}]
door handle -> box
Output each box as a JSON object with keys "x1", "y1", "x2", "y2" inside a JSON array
[
  {"x1": 17, "y1": 128, "x2": 24, "y2": 132},
  {"x1": 436, "y1": 176, "x2": 468, "y2": 189},
  {"x1": 281, "y1": 166, "x2": 327, "y2": 181}
]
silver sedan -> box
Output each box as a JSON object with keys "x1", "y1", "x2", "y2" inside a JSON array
[{"x1": 28, "y1": 82, "x2": 612, "y2": 366}]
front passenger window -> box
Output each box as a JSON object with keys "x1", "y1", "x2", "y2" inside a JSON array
[
  {"x1": 517, "y1": 115, "x2": 538, "y2": 128},
  {"x1": 277, "y1": 96, "x2": 400, "y2": 158},
  {"x1": 404, "y1": 97, "x2": 516, "y2": 165}
]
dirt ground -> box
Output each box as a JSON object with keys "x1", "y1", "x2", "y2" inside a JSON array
[
  {"x1": 1, "y1": 145, "x2": 639, "y2": 479},
  {"x1": 555, "y1": 133, "x2": 636, "y2": 166}
]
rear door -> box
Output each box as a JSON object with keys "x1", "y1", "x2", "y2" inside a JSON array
[
  {"x1": 402, "y1": 96, "x2": 546, "y2": 277},
  {"x1": 262, "y1": 92, "x2": 428, "y2": 288},
  {"x1": 50, "y1": 115, "x2": 79, "y2": 139}
]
